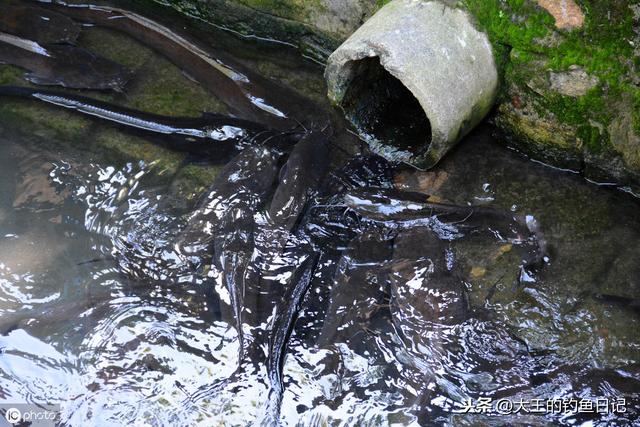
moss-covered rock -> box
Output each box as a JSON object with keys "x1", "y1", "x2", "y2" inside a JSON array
[{"x1": 462, "y1": 0, "x2": 640, "y2": 188}]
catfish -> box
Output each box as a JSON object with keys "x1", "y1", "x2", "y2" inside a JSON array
[
  {"x1": 0, "y1": 3, "x2": 81, "y2": 44},
  {"x1": 0, "y1": 85, "x2": 279, "y2": 156},
  {"x1": 0, "y1": 32, "x2": 131, "y2": 91},
  {"x1": 253, "y1": 131, "x2": 329, "y2": 270},
  {"x1": 32, "y1": 0, "x2": 326, "y2": 129},
  {"x1": 344, "y1": 186, "x2": 548, "y2": 269}
]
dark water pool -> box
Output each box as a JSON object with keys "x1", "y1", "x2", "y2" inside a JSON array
[{"x1": 0, "y1": 2, "x2": 639, "y2": 426}]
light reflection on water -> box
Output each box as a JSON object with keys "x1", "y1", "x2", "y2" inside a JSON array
[{"x1": 0, "y1": 121, "x2": 639, "y2": 425}]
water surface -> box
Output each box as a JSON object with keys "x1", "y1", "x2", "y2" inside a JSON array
[{"x1": 0, "y1": 3, "x2": 638, "y2": 426}]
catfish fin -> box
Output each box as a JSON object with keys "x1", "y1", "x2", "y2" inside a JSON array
[
  {"x1": 181, "y1": 69, "x2": 199, "y2": 84},
  {"x1": 24, "y1": 72, "x2": 59, "y2": 87}
]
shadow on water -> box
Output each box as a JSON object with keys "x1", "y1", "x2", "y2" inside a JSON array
[{"x1": 0, "y1": 2, "x2": 638, "y2": 427}]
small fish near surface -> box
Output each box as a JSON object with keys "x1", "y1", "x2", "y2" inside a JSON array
[
  {"x1": 0, "y1": 2, "x2": 81, "y2": 44},
  {"x1": 0, "y1": 32, "x2": 132, "y2": 91}
]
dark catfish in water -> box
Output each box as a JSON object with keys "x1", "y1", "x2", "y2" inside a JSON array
[
  {"x1": 183, "y1": 144, "x2": 285, "y2": 409},
  {"x1": 382, "y1": 227, "x2": 470, "y2": 403},
  {"x1": 34, "y1": 1, "x2": 325, "y2": 129},
  {"x1": 316, "y1": 233, "x2": 394, "y2": 347},
  {"x1": 0, "y1": 3, "x2": 81, "y2": 44},
  {"x1": 268, "y1": 131, "x2": 329, "y2": 230},
  {"x1": 0, "y1": 85, "x2": 277, "y2": 155},
  {"x1": 345, "y1": 186, "x2": 548, "y2": 268},
  {"x1": 261, "y1": 251, "x2": 318, "y2": 426},
  {"x1": 191, "y1": 134, "x2": 329, "y2": 423},
  {"x1": 256, "y1": 135, "x2": 335, "y2": 423},
  {"x1": 190, "y1": 155, "x2": 394, "y2": 419},
  {"x1": 176, "y1": 141, "x2": 289, "y2": 263},
  {"x1": 253, "y1": 131, "x2": 329, "y2": 269},
  {"x1": 263, "y1": 158, "x2": 399, "y2": 418},
  {"x1": 0, "y1": 32, "x2": 131, "y2": 91},
  {"x1": 209, "y1": 145, "x2": 283, "y2": 359}
]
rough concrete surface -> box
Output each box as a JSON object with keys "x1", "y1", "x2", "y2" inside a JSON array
[{"x1": 325, "y1": 0, "x2": 498, "y2": 169}]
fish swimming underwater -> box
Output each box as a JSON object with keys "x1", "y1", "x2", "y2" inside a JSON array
[
  {"x1": 0, "y1": 5, "x2": 555, "y2": 422},
  {"x1": 31, "y1": 0, "x2": 327, "y2": 130},
  {"x1": 252, "y1": 131, "x2": 330, "y2": 271},
  {"x1": 0, "y1": 85, "x2": 279, "y2": 154},
  {"x1": 0, "y1": 32, "x2": 132, "y2": 91},
  {"x1": 343, "y1": 186, "x2": 548, "y2": 269},
  {"x1": 181, "y1": 131, "x2": 331, "y2": 424},
  {"x1": 0, "y1": 3, "x2": 81, "y2": 44}
]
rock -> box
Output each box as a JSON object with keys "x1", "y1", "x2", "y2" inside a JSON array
[
  {"x1": 495, "y1": 93, "x2": 583, "y2": 170},
  {"x1": 549, "y1": 65, "x2": 599, "y2": 97},
  {"x1": 609, "y1": 105, "x2": 640, "y2": 173},
  {"x1": 156, "y1": 0, "x2": 378, "y2": 61},
  {"x1": 537, "y1": 0, "x2": 585, "y2": 30},
  {"x1": 234, "y1": 0, "x2": 377, "y2": 39}
]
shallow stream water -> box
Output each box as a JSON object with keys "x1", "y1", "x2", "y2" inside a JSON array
[{"x1": 0, "y1": 2, "x2": 639, "y2": 426}]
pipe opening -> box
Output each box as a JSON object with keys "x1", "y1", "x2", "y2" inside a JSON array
[{"x1": 340, "y1": 56, "x2": 431, "y2": 156}]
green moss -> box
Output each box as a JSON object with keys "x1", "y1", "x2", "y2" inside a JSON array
[
  {"x1": 463, "y1": 0, "x2": 553, "y2": 53},
  {"x1": 94, "y1": 128, "x2": 185, "y2": 176},
  {"x1": 171, "y1": 163, "x2": 223, "y2": 201},
  {"x1": 125, "y1": 56, "x2": 229, "y2": 116},
  {"x1": 0, "y1": 99, "x2": 90, "y2": 143},
  {"x1": 177, "y1": 164, "x2": 222, "y2": 188},
  {"x1": 577, "y1": 124, "x2": 604, "y2": 154},
  {"x1": 634, "y1": 90, "x2": 640, "y2": 135},
  {"x1": 77, "y1": 26, "x2": 153, "y2": 71},
  {"x1": 539, "y1": 86, "x2": 609, "y2": 126},
  {"x1": 0, "y1": 65, "x2": 25, "y2": 86},
  {"x1": 462, "y1": 0, "x2": 639, "y2": 159}
]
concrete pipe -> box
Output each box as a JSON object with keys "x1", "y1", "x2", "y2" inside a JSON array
[{"x1": 325, "y1": 0, "x2": 498, "y2": 169}]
